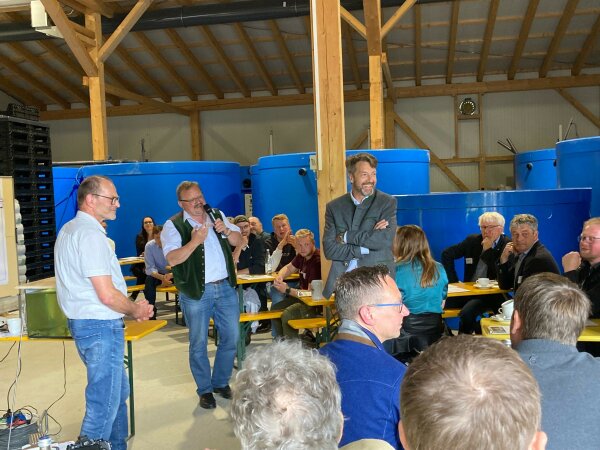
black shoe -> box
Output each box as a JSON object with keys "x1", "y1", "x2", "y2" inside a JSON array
[
  {"x1": 213, "y1": 385, "x2": 232, "y2": 399},
  {"x1": 245, "y1": 331, "x2": 252, "y2": 346},
  {"x1": 199, "y1": 393, "x2": 216, "y2": 409}
]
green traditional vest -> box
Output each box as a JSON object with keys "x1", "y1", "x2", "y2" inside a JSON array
[{"x1": 170, "y1": 211, "x2": 236, "y2": 299}]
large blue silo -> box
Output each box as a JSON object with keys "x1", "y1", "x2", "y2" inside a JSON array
[
  {"x1": 253, "y1": 149, "x2": 430, "y2": 242},
  {"x1": 52, "y1": 167, "x2": 80, "y2": 232},
  {"x1": 395, "y1": 189, "x2": 591, "y2": 281},
  {"x1": 557, "y1": 136, "x2": 600, "y2": 217},
  {"x1": 51, "y1": 161, "x2": 243, "y2": 260},
  {"x1": 515, "y1": 149, "x2": 557, "y2": 190}
]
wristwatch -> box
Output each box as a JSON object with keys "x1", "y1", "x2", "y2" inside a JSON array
[{"x1": 285, "y1": 286, "x2": 291, "y2": 295}]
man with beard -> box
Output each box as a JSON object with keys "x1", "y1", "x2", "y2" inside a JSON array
[{"x1": 323, "y1": 153, "x2": 396, "y2": 298}]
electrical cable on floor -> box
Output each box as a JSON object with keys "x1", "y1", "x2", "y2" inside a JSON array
[
  {"x1": 4, "y1": 321, "x2": 24, "y2": 450},
  {"x1": 44, "y1": 342, "x2": 66, "y2": 437},
  {"x1": 0, "y1": 343, "x2": 15, "y2": 364}
]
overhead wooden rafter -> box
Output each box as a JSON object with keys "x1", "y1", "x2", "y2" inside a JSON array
[
  {"x1": 0, "y1": 72, "x2": 43, "y2": 106},
  {"x1": 508, "y1": 0, "x2": 539, "y2": 80},
  {"x1": 363, "y1": 0, "x2": 384, "y2": 149},
  {"x1": 343, "y1": 22, "x2": 362, "y2": 90},
  {"x1": 232, "y1": 22, "x2": 276, "y2": 96},
  {"x1": 477, "y1": 0, "x2": 499, "y2": 82},
  {"x1": 556, "y1": 88, "x2": 600, "y2": 129},
  {"x1": 414, "y1": 4, "x2": 421, "y2": 86},
  {"x1": 571, "y1": 12, "x2": 600, "y2": 76},
  {"x1": 446, "y1": 0, "x2": 460, "y2": 84},
  {"x1": 539, "y1": 0, "x2": 579, "y2": 78},
  {"x1": 115, "y1": 46, "x2": 170, "y2": 103},
  {"x1": 269, "y1": 19, "x2": 305, "y2": 94}
]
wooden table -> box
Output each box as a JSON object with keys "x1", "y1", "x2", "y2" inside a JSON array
[
  {"x1": 447, "y1": 282, "x2": 510, "y2": 298},
  {"x1": 481, "y1": 317, "x2": 600, "y2": 342},
  {"x1": 0, "y1": 320, "x2": 166, "y2": 437},
  {"x1": 118, "y1": 257, "x2": 145, "y2": 266}
]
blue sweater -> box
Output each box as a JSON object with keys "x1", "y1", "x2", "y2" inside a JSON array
[
  {"x1": 394, "y1": 260, "x2": 447, "y2": 314},
  {"x1": 320, "y1": 327, "x2": 406, "y2": 449}
]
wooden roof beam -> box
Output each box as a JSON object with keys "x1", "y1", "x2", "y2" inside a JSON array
[
  {"x1": 556, "y1": 88, "x2": 600, "y2": 129},
  {"x1": 343, "y1": 22, "x2": 362, "y2": 90},
  {"x1": 40, "y1": 0, "x2": 97, "y2": 77},
  {"x1": 508, "y1": 0, "x2": 539, "y2": 80},
  {"x1": 115, "y1": 46, "x2": 170, "y2": 103},
  {"x1": 572, "y1": 13, "x2": 600, "y2": 75},
  {"x1": 340, "y1": 6, "x2": 366, "y2": 39},
  {"x1": 233, "y1": 22, "x2": 276, "y2": 96},
  {"x1": 269, "y1": 19, "x2": 305, "y2": 94},
  {"x1": 414, "y1": 4, "x2": 421, "y2": 86},
  {"x1": 0, "y1": 73, "x2": 44, "y2": 107},
  {"x1": 135, "y1": 32, "x2": 197, "y2": 101},
  {"x1": 477, "y1": 0, "x2": 499, "y2": 82},
  {"x1": 382, "y1": 52, "x2": 396, "y2": 102},
  {"x1": 165, "y1": 28, "x2": 223, "y2": 99},
  {"x1": 200, "y1": 26, "x2": 250, "y2": 97},
  {"x1": 98, "y1": 0, "x2": 153, "y2": 63},
  {"x1": 76, "y1": 0, "x2": 115, "y2": 17},
  {"x1": 539, "y1": 0, "x2": 579, "y2": 78},
  {"x1": 83, "y1": 77, "x2": 188, "y2": 116},
  {"x1": 381, "y1": 0, "x2": 416, "y2": 38},
  {"x1": 8, "y1": 42, "x2": 89, "y2": 104},
  {"x1": 446, "y1": 0, "x2": 459, "y2": 84},
  {"x1": 0, "y1": 52, "x2": 70, "y2": 108}
]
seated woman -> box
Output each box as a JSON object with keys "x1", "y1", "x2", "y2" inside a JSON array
[
  {"x1": 131, "y1": 216, "x2": 155, "y2": 299},
  {"x1": 384, "y1": 225, "x2": 448, "y2": 363}
]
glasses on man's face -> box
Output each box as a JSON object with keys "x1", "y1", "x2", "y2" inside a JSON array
[
  {"x1": 578, "y1": 235, "x2": 600, "y2": 243},
  {"x1": 179, "y1": 196, "x2": 204, "y2": 204},
  {"x1": 93, "y1": 193, "x2": 120, "y2": 205},
  {"x1": 367, "y1": 302, "x2": 404, "y2": 314},
  {"x1": 480, "y1": 224, "x2": 500, "y2": 231}
]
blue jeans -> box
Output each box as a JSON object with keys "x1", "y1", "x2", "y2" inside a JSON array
[
  {"x1": 68, "y1": 319, "x2": 129, "y2": 450},
  {"x1": 179, "y1": 281, "x2": 240, "y2": 395}
]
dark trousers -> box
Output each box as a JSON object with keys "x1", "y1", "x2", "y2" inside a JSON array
[
  {"x1": 453, "y1": 294, "x2": 505, "y2": 334},
  {"x1": 130, "y1": 263, "x2": 146, "y2": 300},
  {"x1": 143, "y1": 276, "x2": 160, "y2": 319},
  {"x1": 270, "y1": 296, "x2": 301, "y2": 337},
  {"x1": 384, "y1": 312, "x2": 444, "y2": 363}
]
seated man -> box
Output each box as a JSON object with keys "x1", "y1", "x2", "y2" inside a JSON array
[
  {"x1": 511, "y1": 273, "x2": 600, "y2": 450},
  {"x1": 265, "y1": 213, "x2": 297, "y2": 307},
  {"x1": 248, "y1": 215, "x2": 271, "y2": 243},
  {"x1": 144, "y1": 225, "x2": 173, "y2": 319},
  {"x1": 497, "y1": 213, "x2": 559, "y2": 292},
  {"x1": 271, "y1": 229, "x2": 321, "y2": 339},
  {"x1": 320, "y1": 266, "x2": 410, "y2": 449},
  {"x1": 232, "y1": 215, "x2": 265, "y2": 275},
  {"x1": 400, "y1": 334, "x2": 547, "y2": 450},
  {"x1": 441, "y1": 211, "x2": 509, "y2": 334}
]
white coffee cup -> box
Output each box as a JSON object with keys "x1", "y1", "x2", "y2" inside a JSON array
[
  {"x1": 477, "y1": 277, "x2": 490, "y2": 287},
  {"x1": 498, "y1": 300, "x2": 514, "y2": 320},
  {"x1": 7, "y1": 318, "x2": 22, "y2": 336},
  {"x1": 311, "y1": 280, "x2": 324, "y2": 300}
]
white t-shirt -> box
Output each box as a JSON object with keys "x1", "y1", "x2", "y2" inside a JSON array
[{"x1": 55, "y1": 211, "x2": 126, "y2": 320}]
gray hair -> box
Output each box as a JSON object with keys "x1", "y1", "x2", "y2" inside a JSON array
[
  {"x1": 401, "y1": 335, "x2": 542, "y2": 450},
  {"x1": 176, "y1": 180, "x2": 201, "y2": 200},
  {"x1": 345, "y1": 152, "x2": 378, "y2": 175},
  {"x1": 231, "y1": 340, "x2": 342, "y2": 450},
  {"x1": 510, "y1": 213, "x2": 538, "y2": 232},
  {"x1": 515, "y1": 272, "x2": 590, "y2": 345},
  {"x1": 334, "y1": 265, "x2": 390, "y2": 320},
  {"x1": 478, "y1": 212, "x2": 505, "y2": 227},
  {"x1": 77, "y1": 175, "x2": 112, "y2": 207}
]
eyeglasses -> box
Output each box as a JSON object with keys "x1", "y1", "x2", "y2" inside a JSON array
[
  {"x1": 92, "y1": 193, "x2": 120, "y2": 205},
  {"x1": 578, "y1": 235, "x2": 600, "y2": 243},
  {"x1": 367, "y1": 302, "x2": 404, "y2": 313},
  {"x1": 179, "y1": 196, "x2": 204, "y2": 204},
  {"x1": 480, "y1": 225, "x2": 501, "y2": 231}
]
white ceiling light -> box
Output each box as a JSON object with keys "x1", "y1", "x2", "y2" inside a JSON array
[{"x1": 30, "y1": 0, "x2": 63, "y2": 39}]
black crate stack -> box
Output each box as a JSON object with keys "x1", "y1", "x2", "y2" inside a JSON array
[{"x1": 0, "y1": 114, "x2": 55, "y2": 281}]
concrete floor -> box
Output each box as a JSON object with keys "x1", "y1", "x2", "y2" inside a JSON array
[{"x1": 0, "y1": 296, "x2": 272, "y2": 449}]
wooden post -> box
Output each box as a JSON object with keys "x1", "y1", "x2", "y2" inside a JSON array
[
  {"x1": 364, "y1": 0, "x2": 384, "y2": 149},
  {"x1": 190, "y1": 110, "x2": 202, "y2": 160},
  {"x1": 311, "y1": 0, "x2": 346, "y2": 282},
  {"x1": 385, "y1": 98, "x2": 395, "y2": 148},
  {"x1": 86, "y1": 12, "x2": 108, "y2": 160}
]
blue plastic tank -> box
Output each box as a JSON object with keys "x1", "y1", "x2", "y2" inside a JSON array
[
  {"x1": 52, "y1": 167, "x2": 80, "y2": 232},
  {"x1": 253, "y1": 149, "x2": 430, "y2": 241},
  {"x1": 515, "y1": 149, "x2": 557, "y2": 190},
  {"x1": 52, "y1": 161, "x2": 243, "y2": 260},
  {"x1": 557, "y1": 136, "x2": 600, "y2": 216},
  {"x1": 395, "y1": 189, "x2": 591, "y2": 281}
]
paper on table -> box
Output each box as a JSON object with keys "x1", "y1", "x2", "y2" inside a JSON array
[
  {"x1": 488, "y1": 325, "x2": 510, "y2": 335},
  {"x1": 237, "y1": 274, "x2": 270, "y2": 280},
  {"x1": 448, "y1": 284, "x2": 470, "y2": 294},
  {"x1": 295, "y1": 290, "x2": 312, "y2": 298}
]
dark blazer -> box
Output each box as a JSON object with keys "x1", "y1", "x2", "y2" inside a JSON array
[
  {"x1": 497, "y1": 240, "x2": 560, "y2": 291},
  {"x1": 322, "y1": 189, "x2": 396, "y2": 298},
  {"x1": 565, "y1": 261, "x2": 600, "y2": 318},
  {"x1": 236, "y1": 233, "x2": 266, "y2": 275},
  {"x1": 441, "y1": 233, "x2": 510, "y2": 283}
]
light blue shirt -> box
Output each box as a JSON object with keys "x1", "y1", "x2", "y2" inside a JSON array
[
  {"x1": 144, "y1": 239, "x2": 169, "y2": 276},
  {"x1": 55, "y1": 211, "x2": 126, "y2": 320},
  {"x1": 161, "y1": 210, "x2": 239, "y2": 283}
]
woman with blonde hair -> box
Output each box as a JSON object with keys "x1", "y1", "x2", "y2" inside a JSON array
[{"x1": 384, "y1": 225, "x2": 448, "y2": 363}]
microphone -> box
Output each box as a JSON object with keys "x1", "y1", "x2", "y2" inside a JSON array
[{"x1": 203, "y1": 203, "x2": 227, "y2": 239}]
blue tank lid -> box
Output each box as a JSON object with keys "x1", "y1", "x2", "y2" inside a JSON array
[
  {"x1": 515, "y1": 149, "x2": 555, "y2": 163},
  {"x1": 80, "y1": 161, "x2": 240, "y2": 176},
  {"x1": 556, "y1": 136, "x2": 600, "y2": 155}
]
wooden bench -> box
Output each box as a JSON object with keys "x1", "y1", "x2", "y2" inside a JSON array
[
  {"x1": 127, "y1": 284, "x2": 145, "y2": 294},
  {"x1": 288, "y1": 316, "x2": 338, "y2": 345},
  {"x1": 235, "y1": 310, "x2": 284, "y2": 369},
  {"x1": 442, "y1": 308, "x2": 461, "y2": 319}
]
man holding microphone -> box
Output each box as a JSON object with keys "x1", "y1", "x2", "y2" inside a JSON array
[{"x1": 161, "y1": 181, "x2": 242, "y2": 409}]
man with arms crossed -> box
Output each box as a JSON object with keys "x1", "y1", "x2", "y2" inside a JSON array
[
  {"x1": 320, "y1": 265, "x2": 409, "y2": 448},
  {"x1": 400, "y1": 334, "x2": 547, "y2": 450},
  {"x1": 161, "y1": 181, "x2": 242, "y2": 409},
  {"x1": 323, "y1": 153, "x2": 396, "y2": 298},
  {"x1": 55, "y1": 175, "x2": 153, "y2": 450},
  {"x1": 510, "y1": 273, "x2": 600, "y2": 450}
]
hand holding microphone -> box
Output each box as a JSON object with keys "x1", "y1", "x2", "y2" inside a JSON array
[{"x1": 203, "y1": 203, "x2": 228, "y2": 239}]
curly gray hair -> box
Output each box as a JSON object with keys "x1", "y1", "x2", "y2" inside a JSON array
[{"x1": 231, "y1": 340, "x2": 342, "y2": 450}]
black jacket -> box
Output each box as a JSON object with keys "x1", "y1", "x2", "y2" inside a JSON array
[
  {"x1": 497, "y1": 241, "x2": 560, "y2": 291},
  {"x1": 565, "y1": 261, "x2": 600, "y2": 318},
  {"x1": 441, "y1": 233, "x2": 510, "y2": 283}
]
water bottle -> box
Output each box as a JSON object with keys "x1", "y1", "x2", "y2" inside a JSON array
[{"x1": 265, "y1": 250, "x2": 272, "y2": 274}]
